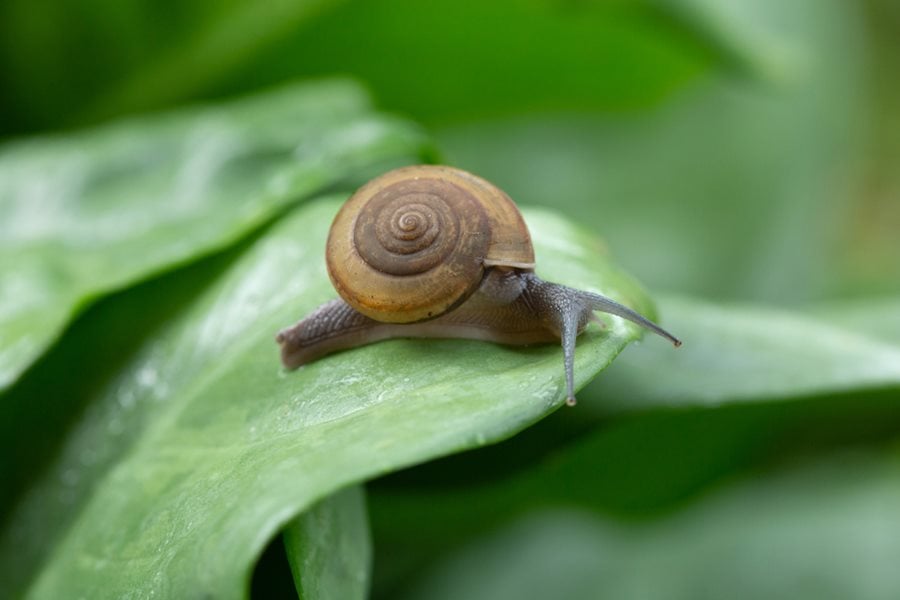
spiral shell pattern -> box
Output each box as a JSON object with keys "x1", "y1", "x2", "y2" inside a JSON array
[
  {"x1": 327, "y1": 167, "x2": 492, "y2": 323},
  {"x1": 355, "y1": 178, "x2": 482, "y2": 276}
]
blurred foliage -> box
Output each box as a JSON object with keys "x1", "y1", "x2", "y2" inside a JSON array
[
  {"x1": 0, "y1": 0, "x2": 715, "y2": 134},
  {"x1": 1, "y1": 0, "x2": 898, "y2": 598},
  {"x1": 0, "y1": 80, "x2": 431, "y2": 391},
  {"x1": 390, "y1": 449, "x2": 900, "y2": 600}
]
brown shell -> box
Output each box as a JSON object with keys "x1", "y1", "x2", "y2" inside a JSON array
[{"x1": 326, "y1": 165, "x2": 535, "y2": 323}]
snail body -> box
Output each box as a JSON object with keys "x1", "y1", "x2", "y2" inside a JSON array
[{"x1": 277, "y1": 165, "x2": 680, "y2": 405}]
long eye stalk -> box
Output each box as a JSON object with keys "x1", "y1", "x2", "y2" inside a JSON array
[
  {"x1": 522, "y1": 275, "x2": 681, "y2": 406},
  {"x1": 584, "y1": 291, "x2": 682, "y2": 348}
]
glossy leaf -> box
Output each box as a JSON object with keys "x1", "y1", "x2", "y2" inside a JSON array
[
  {"x1": 0, "y1": 199, "x2": 656, "y2": 599},
  {"x1": 284, "y1": 486, "x2": 371, "y2": 600},
  {"x1": 0, "y1": 79, "x2": 432, "y2": 391}
]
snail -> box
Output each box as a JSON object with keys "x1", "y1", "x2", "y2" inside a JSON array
[{"x1": 276, "y1": 165, "x2": 680, "y2": 405}]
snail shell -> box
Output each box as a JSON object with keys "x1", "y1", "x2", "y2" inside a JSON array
[{"x1": 326, "y1": 165, "x2": 535, "y2": 323}]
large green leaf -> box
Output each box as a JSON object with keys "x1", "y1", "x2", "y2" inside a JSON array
[
  {"x1": 0, "y1": 199, "x2": 659, "y2": 599},
  {"x1": 0, "y1": 79, "x2": 431, "y2": 391},
  {"x1": 397, "y1": 450, "x2": 900, "y2": 600}
]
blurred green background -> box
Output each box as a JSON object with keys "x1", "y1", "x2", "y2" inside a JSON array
[
  {"x1": 2, "y1": 0, "x2": 899, "y2": 598},
  {"x1": 2, "y1": 0, "x2": 898, "y2": 303}
]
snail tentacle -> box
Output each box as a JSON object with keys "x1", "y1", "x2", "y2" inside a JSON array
[
  {"x1": 518, "y1": 274, "x2": 681, "y2": 404},
  {"x1": 581, "y1": 290, "x2": 682, "y2": 347}
]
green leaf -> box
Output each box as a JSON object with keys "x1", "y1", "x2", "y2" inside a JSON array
[
  {"x1": 284, "y1": 486, "x2": 371, "y2": 600},
  {"x1": 0, "y1": 78, "x2": 432, "y2": 391},
  {"x1": 590, "y1": 295, "x2": 900, "y2": 412},
  {"x1": 397, "y1": 450, "x2": 900, "y2": 600},
  {"x1": 807, "y1": 298, "x2": 900, "y2": 347},
  {"x1": 0, "y1": 199, "x2": 655, "y2": 599}
]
